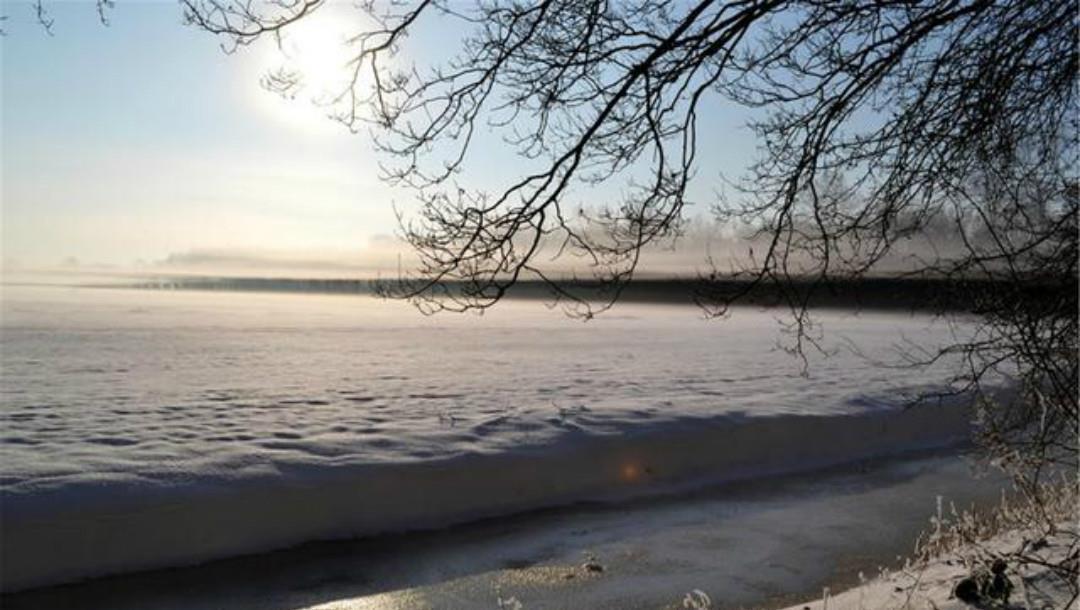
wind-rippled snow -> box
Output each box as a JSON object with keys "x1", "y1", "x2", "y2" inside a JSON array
[{"x1": 1, "y1": 283, "x2": 969, "y2": 498}]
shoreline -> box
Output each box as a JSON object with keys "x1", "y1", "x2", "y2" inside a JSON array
[
  {"x1": 1, "y1": 448, "x2": 1013, "y2": 609},
  {"x1": 776, "y1": 496, "x2": 1078, "y2": 610}
]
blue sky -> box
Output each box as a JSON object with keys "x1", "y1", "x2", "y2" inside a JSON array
[{"x1": 1, "y1": 1, "x2": 757, "y2": 274}]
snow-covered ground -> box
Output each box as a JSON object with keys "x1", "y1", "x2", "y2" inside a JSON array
[
  {"x1": 1, "y1": 284, "x2": 989, "y2": 591},
  {"x1": 780, "y1": 520, "x2": 1077, "y2": 610}
]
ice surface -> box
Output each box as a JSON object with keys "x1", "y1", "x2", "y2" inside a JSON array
[
  {"x1": 0, "y1": 284, "x2": 988, "y2": 591},
  {"x1": 0, "y1": 452, "x2": 1013, "y2": 610}
]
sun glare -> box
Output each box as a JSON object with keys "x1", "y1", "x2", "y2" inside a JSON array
[{"x1": 251, "y1": 6, "x2": 371, "y2": 133}]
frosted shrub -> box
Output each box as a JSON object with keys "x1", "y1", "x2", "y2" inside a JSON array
[{"x1": 682, "y1": 589, "x2": 711, "y2": 609}]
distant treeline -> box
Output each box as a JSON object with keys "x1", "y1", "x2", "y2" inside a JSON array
[
  {"x1": 126, "y1": 277, "x2": 378, "y2": 296},
  {"x1": 118, "y1": 275, "x2": 1069, "y2": 313}
]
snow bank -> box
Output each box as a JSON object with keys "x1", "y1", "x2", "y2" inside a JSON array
[{"x1": 1, "y1": 398, "x2": 973, "y2": 592}]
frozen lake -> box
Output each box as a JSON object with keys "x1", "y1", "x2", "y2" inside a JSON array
[{"x1": 0, "y1": 283, "x2": 980, "y2": 590}]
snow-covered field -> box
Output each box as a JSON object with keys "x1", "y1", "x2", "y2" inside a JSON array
[{"x1": 0, "y1": 283, "x2": 984, "y2": 591}]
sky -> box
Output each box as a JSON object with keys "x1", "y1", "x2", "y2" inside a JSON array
[{"x1": 1, "y1": 0, "x2": 758, "y2": 276}]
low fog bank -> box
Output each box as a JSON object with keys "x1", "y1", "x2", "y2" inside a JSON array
[
  {"x1": 3, "y1": 219, "x2": 1020, "y2": 312},
  {"x1": 3, "y1": 217, "x2": 979, "y2": 283}
]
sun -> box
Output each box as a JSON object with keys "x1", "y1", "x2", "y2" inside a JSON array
[{"x1": 249, "y1": 5, "x2": 372, "y2": 133}]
